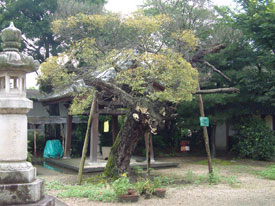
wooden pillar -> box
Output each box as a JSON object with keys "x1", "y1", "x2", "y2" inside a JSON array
[
  {"x1": 61, "y1": 124, "x2": 65, "y2": 153},
  {"x1": 150, "y1": 134, "x2": 155, "y2": 162},
  {"x1": 210, "y1": 125, "x2": 216, "y2": 158},
  {"x1": 197, "y1": 83, "x2": 213, "y2": 174},
  {"x1": 111, "y1": 115, "x2": 119, "y2": 143},
  {"x1": 145, "y1": 131, "x2": 151, "y2": 175},
  {"x1": 33, "y1": 124, "x2": 37, "y2": 156},
  {"x1": 90, "y1": 100, "x2": 99, "y2": 163},
  {"x1": 273, "y1": 115, "x2": 275, "y2": 131},
  {"x1": 65, "y1": 115, "x2": 72, "y2": 158},
  {"x1": 225, "y1": 122, "x2": 229, "y2": 151}
]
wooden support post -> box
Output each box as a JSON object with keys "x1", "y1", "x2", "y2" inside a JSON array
[
  {"x1": 65, "y1": 115, "x2": 72, "y2": 158},
  {"x1": 197, "y1": 83, "x2": 213, "y2": 174},
  {"x1": 226, "y1": 122, "x2": 230, "y2": 151},
  {"x1": 111, "y1": 115, "x2": 119, "y2": 143},
  {"x1": 33, "y1": 124, "x2": 37, "y2": 157},
  {"x1": 78, "y1": 92, "x2": 98, "y2": 184},
  {"x1": 150, "y1": 134, "x2": 155, "y2": 162},
  {"x1": 90, "y1": 99, "x2": 99, "y2": 163},
  {"x1": 145, "y1": 131, "x2": 151, "y2": 176},
  {"x1": 61, "y1": 124, "x2": 65, "y2": 154},
  {"x1": 210, "y1": 125, "x2": 216, "y2": 158}
]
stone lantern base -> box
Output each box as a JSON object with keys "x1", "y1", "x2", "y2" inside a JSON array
[
  {"x1": 9, "y1": 196, "x2": 55, "y2": 206},
  {"x1": 0, "y1": 162, "x2": 55, "y2": 206}
]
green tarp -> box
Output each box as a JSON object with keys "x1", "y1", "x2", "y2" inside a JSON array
[{"x1": 43, "y1": 140, "x2": 63, "y2": 158}]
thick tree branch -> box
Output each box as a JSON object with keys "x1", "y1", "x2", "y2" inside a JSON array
[
  {"x1": 195, "y1": 87, "x2": 240, "y2": 94},
  {"x1": 203, "y1": 61, "x2": 232, "y2": 83},
  {"x1": 0, "y1": 1, "x2": 6, "y2": 9},
  {"x1": 192, "y1": 44, "x2": 226, "y2": 64},
  {"x1": 81, "y1": 74, "x2": 135, "y2": 107},
  {"x1": 22, "y1": 36, "x2": 38, "y2": 51}
]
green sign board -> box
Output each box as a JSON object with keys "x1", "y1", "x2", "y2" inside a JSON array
[{"x1": 200, "y1": 117, "x2": 209, "y2": 127}]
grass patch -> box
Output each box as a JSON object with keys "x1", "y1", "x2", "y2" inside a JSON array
[
  {"x1": 45, "y1": 180, "x2": 66, "y2": 190},
  {"x1": 183, "y1": 169, "x2": 240, "y2": 186},
  {"x1": 45, "y1": 172, "x2": 177, "y2": 202},
  {"x1": 57, "y1": 183, "x2": 117, "y2": 202},
  {"x1": 182, "y1": 169, "x2": 221, "y2": 185},
  {"x1": 258, "y1": 165, "x2": 275, "y2": 180},
  {"x1": 224, "y1": 176, "x2": 241, "y2": 186},
  {"x1": 229, "y1": 165, "x2": 259, "y2": 176}
]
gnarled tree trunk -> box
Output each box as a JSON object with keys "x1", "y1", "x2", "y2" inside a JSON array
[{"x1": 104, "y1": 110, "x2": 149, "y2": 177}]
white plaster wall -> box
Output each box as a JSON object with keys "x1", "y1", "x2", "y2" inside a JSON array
[
  {"x1": 27, "y1": 101, "x2": 49, "y2": 117},
  {"x1": 0, "y1": 115, "x2": 27, "y2": 161},
  {"x1": 59, "y1": 103, "x2": 68, "y2": 117},
  {"x1": 215, "y1": 123, "x2": 227, "y2": 150}
]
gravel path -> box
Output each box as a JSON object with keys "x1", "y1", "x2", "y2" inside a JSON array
[{"x1": 37, "y1": 157, "x2": 275, "y2": 206}]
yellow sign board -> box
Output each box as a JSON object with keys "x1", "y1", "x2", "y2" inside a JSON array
[{"x1": 104, "y1": 121, "x2": 109, "y2": 132}]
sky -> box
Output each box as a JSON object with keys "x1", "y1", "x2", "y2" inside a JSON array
[
  {"x1": 104, "y1": 0, "x2": 236, "y2": 14},
  {"x1": 27, "y1": 0, "x2": 236, "y2": 88}
]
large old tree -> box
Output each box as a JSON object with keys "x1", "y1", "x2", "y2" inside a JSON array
[
  {"x1": 39, "y1": 13, "x2": 199, "y2": 177},
  {"x1": 39, "y1": 1, "x2": 240, "y2": 177}
]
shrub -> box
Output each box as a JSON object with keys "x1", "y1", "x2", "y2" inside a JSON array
[
  {"x1": 113, "y1": 173, "x2": 132, "y2": 195},
  {"x1": 232, "y1": 116, "x2": 275, "y2": 160},
  {"x1": 259, "y1": 165, "x2": 275, "y2": 180}
]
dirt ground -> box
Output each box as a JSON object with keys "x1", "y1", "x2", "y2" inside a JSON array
[{"x1": 36, "y1": 156, "x2": 275, "y2": 206}]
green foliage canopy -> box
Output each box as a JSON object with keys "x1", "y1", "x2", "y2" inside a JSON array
[{"x1": 39, "y1": 12, "x2": 199, "y2": 114}]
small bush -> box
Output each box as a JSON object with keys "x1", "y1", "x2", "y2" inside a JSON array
[
  {"x1": 232, "y1": 116, "x2": 275, "y2": 161},
  {"x1": 259, "y1": 165, "x2": 275, "y2": 180},
  {"x1": 184, "y1": 170, "x2": 196, "y2": 183},
  {"x1": 113, "y1": 173, "x2": 132, "y2": 195},
  {"x1": 208, "y1": 170, "x2": 221, "y2": 185}
]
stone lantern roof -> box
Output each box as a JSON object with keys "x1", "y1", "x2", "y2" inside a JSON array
[{"x1": 0, "y1": 22, "x2": 39, "y2": 72}]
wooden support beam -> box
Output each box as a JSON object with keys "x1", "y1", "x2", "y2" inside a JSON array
[
  {"x1": 98, "y1": 100, "x2": 125, "y2": 107},
  {"x1": 197, "y1": 83, "x2": 213, "y2": 174},
  {"x1": 78, "y1": 92, "x2": 98, "y2": 184},
  {"x1": 210, "y1": 125, "x2": 216, "y2": 158},
  {"x1": 61, "y1": 124, "x2": 65, "y2": 153},
  {"x1": 98, "y1": 108, "x2": 128, "y2": 115},
  {"x1": 65, "y1": 115, "x2": 72, "y2": 158},
  {"x1": 145, "y1": 131, "x2": 151, "y2": 176},
  {"x1": 150, "y1": 134, "x2": 155, "y2": 162},
  {"x1": 195, "y1": 87, "x2": 240, "y2": 94},
  {"x1": 90, "y1": 100, "x2": 99, "y2": 163},
  {"x1": 33, "y1": 125, "x2": 37, "y2": 157}
]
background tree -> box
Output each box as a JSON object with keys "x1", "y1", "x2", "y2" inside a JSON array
[
  {"x1": 0, "y1": 0, "x2": 106, "y2": 62},
  {"x1": 172, "y1": 0, "x2": 275, "y2": 157}
]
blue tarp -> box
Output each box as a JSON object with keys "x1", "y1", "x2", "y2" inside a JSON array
[{"x1": 43, "y1": 140, "x2": 63, "y2": 158}]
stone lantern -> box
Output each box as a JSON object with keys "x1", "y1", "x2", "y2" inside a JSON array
[{"x1": 0, "y1": 23, "x2": 55, "y2": 205}]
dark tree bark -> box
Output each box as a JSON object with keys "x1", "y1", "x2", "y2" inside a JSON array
[{"x1": 104, "y1": 110, "x2": 149, "y2": 177}]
